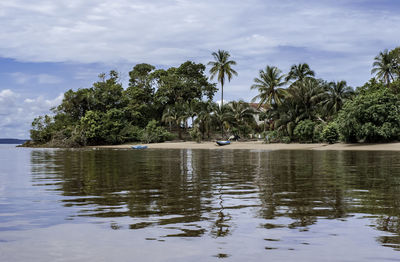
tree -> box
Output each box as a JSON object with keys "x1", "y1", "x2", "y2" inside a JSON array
[
  {"x1": 337, "y1": 86, "x2": 400, "y2": 142},
  {"x1": 322, "y1": 81, "x2": 354, "y2": 118},
  {"x1": 285, "y1": 78, "x2": 326, "y2": 121},
  {"x1": 57, "y1": 88, "x2": 93, "y2": 121},
  {"x1": 208, "y1": 50, "x2": 238, "y2": 107},
  {"x1": 285, "y1": 63, "x2": 315, "y2": 82},
  {"x1": 91, "y1": 70, "x2": 125, "y2": 112},
  {"x1": 228, "y1": 100, "x2": 256, "y2": 137},
  {"x1": 195, "y1": 101, "x2": 216, "y2": 139},
  {"x1": 161, "y1": 103, "x2": 186, "y2": 139},
  {"x1": 212, "y1": 104, "x2": 233, "y2": 138},
  {"x1": 251, "y1": 66, "x2": 286, "y2": 106},
  {"x1": 125, "y1": 64, "x2": 156, "y2": 126},
  {"x1": 155, "y1": 61, "x2": 217, "y2": 108},
  {"x1": 371, "y1": 49, "x2": 396, "y2": 87}
]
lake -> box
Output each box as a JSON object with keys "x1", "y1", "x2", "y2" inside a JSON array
[{"x1": 0, "y1": 144, "x2": 400, "y2": 261}]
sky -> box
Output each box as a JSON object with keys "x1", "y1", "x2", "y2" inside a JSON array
[{"x1": 0, "y1": 0, "x2": 399, "y2": 139}]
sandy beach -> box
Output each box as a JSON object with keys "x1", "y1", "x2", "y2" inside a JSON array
[{"x1": 93, "y1": 141, "x2": 400, "y2": 151}]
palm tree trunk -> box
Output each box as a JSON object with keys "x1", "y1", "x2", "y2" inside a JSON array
[
  {"x1": 178, "y1": 127, "x2": 182, "y2": 140},
  {"x1": 221, "y1": 83, "x2": 224, "y2": 107}
]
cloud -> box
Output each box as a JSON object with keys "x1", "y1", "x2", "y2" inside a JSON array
[
  {"x1": 0, "y1": 0, "x2": 398, "y2": 66},
  {"x1": 0, "y1": 89, "x2": 63, "y2": 138},
  {"x1": 10, "y1": 72, "x2": 62, "y2": 85}
]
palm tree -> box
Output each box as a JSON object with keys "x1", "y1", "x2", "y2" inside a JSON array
[
  {"x1": 208, "y1": 50, "x2": 238, "y2": 107},
  {"x1": 285, "y1": 63, "x2": 315, "y2": 82},
  {"x1": 285, "y1": 78, "x2": 325, "y2": 121},
  {"x1": 371, "y1": 49, "x2": 396, "y2": 87},
  {"x1": 229, "y1": 101, "x2": 256, "y2": 137},
  {"x1": 251, "y1": 66, "x2": 286, "y2": 106},
  {"x1": 212, "y1": 104, "x2": 233, "y2": 138},
  {"x1": 195, "y1": 101, "x2": 217, "y2": 139},
  {"x1": 322, "y1": 81, "x2": 354, "y2": 118},
  {"x1": 162, "y1": 103, "x2": 186, "y2": 139}
]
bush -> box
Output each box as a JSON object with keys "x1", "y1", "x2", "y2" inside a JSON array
[
  {"x1": 140, "y1": 120, "x2": 173, "y2": 143},
  {"x1": 321, "y1": 122, "x2": 339, "y2": 144},
  {"x1": 337, "y1": 87, "x2": 400, "y2": 142},
  {"x1": 312, "y1": 123, "x2": 324, "y2": 142},
  {"x1": 189, "y1": 127, "x2": 202, "y2": 143},
  {"x1": 263, "y1": 130, "x2": 278, "y2": 143},
  {"x1": 294, "y1": 120, "x2": 316, "y2": 142},
  {"x1": 280, "y1": 136, "x2": 291, "y2": 144},
  {"x1": 120, "y1": 124, "x2": 142, "y2": 142}
]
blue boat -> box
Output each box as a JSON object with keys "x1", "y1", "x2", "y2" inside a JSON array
[
  {"x1": 216, "y1": 141, "x2": 230, "y2": 146},
  {"x1": 131, "y1": 145, "x2": 148, "y2": 149}
]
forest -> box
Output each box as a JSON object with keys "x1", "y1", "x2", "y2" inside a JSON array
[{"x1": 28, "y1": 47, "x2": 400, "y2": 147}]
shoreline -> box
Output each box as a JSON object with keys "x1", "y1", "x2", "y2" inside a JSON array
[{"x1": 92, "y1": 141, "x2": 400, "y2": 151}]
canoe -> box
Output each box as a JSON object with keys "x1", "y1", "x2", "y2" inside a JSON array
[
  {"x1": 131, "y1": 145, "x2": 148, "y2": 149},
  {"x1": 216, "y1": 141, "x2": 230, "y2": 146}
]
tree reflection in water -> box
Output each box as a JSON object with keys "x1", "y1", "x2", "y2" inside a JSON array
[{"x1": 30, "y1": 148, "x2": 400, "y2": 250}]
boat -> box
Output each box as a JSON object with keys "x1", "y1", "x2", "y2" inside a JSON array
[
  {"x1": 216, "y1": 141, "x2": 230, "y2": 146},
  {"x1": 131, "y1": 145, "x2": 148, "y2": 149}
]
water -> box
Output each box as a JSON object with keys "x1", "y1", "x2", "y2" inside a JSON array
[{"x1": 1, "y1": 144, "x2": 400, "y2": 261}]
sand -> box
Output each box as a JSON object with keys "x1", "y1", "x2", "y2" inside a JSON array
[{"x1": 93, "y1": 141, "x2": 400, "y2": 151}]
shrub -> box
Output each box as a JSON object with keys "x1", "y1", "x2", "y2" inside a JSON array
[
  {"x1": 321, "y1": 122, "x2": 339, "y2": 144},
  {"x1": 140, "y1": 120, "x2": 173, "y2": 143},
  {"x1": 263, "y1": 130, "x2": 278, "y2": 143},
  {"x1": 313, "y1": 123, "x2": 325, "y2": 142},
  {"x1": 337, "y1": 88, "x2": 400, "y2": 142},
  {"x1": 189, "y1": 127, "x2": 202, "y2": 143},
  {"x1": 294, "y1": 120, "x2": 316, "y2": 142},
  {"x1": 120, "y1": 124, "x2": 142, "y2": 142}
]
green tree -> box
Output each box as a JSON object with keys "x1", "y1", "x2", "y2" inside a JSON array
[
  {"x1": 251, "y1": 66, "x2": 286, "y2": 106},
  {"x1": 322, "y1": 81, "x2": 354, "y2": 118},
  {"x1": 212, "y1": 104, "x2": 233, "y2": 138},
  {"x1": 195, "y1": 101, "x2": 216, "y2": 139},
  {"x1": 91, "y1": 70, "x2": 125, "y2": 112},
  {"x1": 161, "y1": 103, "x2": 186, "y2": 139},
  {"x1": 208, "y1": 50, "x2": 238, "y2": 107},
  {"x1": 229, "y1": 100, "x2": 256, "y2": 137},
  {"x1": 285, "y1": 78, "x2": 326, "y2": 121},
  {"x1": 125, "y1": 63, "x2": 156, "y2": 126},
  {"x1": 155, "y1": 61, "x2": 216, "y2": 108},
  {"x1": 285, "y1": 63, "x2": 315, "y2": 82},
  {"x1": 337, "y1": 86, "x2": 400, "y2": 142},
  {"x1": 371, "y1": 49, "x2": 396, "y2": 88},
  {"x1": 57, "y1": 88, "x2": 93, "y2": 121}
]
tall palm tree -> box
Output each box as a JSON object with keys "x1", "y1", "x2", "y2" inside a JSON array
[
  {"x1": 285, "y1": 63, "x2": 315, "y2": 82},
  {"x1": 208, "y1": 50, "x2": 238, "y2": 107},
  {"x1": 322, "y1": 81, "x2": 354, "y2": 118},
  {"x1": 371, "y1": 49, "x2": 396, "y2": 88},
  {"x1": 251, "y1": 66, "x2": 286, "y2": 106}
]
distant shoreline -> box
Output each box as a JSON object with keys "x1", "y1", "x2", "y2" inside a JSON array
[{"x1": 91, "y1": 141, "x2": 400, "y2": 151}]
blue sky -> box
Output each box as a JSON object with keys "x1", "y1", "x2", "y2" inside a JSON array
[{"x1": 0, "y1": 0, "x2": 399, "y2": 138}]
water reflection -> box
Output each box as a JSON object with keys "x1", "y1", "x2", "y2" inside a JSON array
[{"x1": 29, "y1": 149, "x2": 400, "y2": 251}]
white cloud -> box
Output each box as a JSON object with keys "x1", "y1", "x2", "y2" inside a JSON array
[
  {"x1": 0, "y1": 0, "x2": 398, "y2": 66},
  {"x1": 0, "y1": 90, "x2": 63, "y2": 138},
  {"x1": 10, "y1": 72, "x2": 62, "y2": 85}
]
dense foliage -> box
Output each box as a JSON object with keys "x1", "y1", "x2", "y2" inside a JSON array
[
  {"x1": 29, "y1": 46, "x2": 400, "y2": 146},
  {"x1": 337, "y1": 83, "x2": 400, "y2": 142}
]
